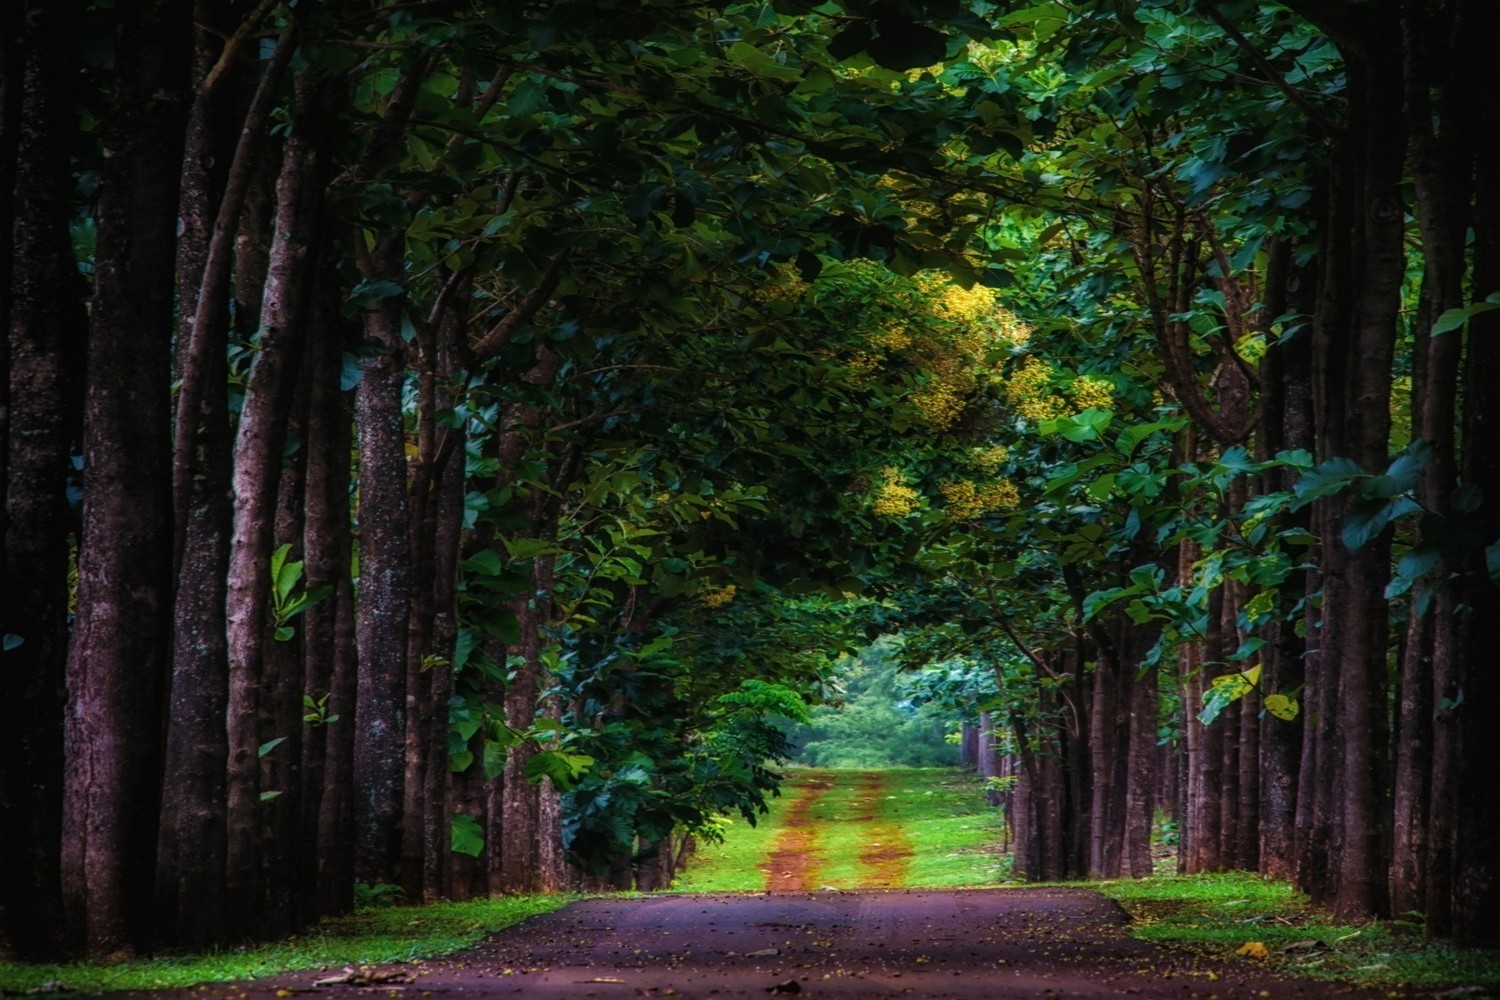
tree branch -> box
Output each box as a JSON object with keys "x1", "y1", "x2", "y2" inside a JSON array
[{"x1": 469, "y1": 250, "x2": 569, "y2": 360}]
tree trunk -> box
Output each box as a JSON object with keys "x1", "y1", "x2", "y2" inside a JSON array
[
  {"x1": 1, "y1": 0, "x2": 85, "y2": 958},
  {"x1": 1123, "y1": 648, "x2": 1157, "y2": 878},
  {"x1": 222, "y1": 68, "x2": 331, "y2": 930},
  {"x1": 351, "y1": 237, "x2": 413, "y2": 887},
  {"x1": 1256, "y1": 242, "x2": 1314, "y2": 883},
  {"x1": 61, "y1": 0, "x2": 190, "y2": 956},
  {"x1": 1447, "y1": 19, "x2": 1500, "y2": 941},
  {"x1": 301, "y1": 265, "x2": 355, "y2": 921},
  {"x1": 1086, "y1": 641, "x2": 1117, "y2": 878},
  {"x1": 1327, "y1": 41, "x2": 1403, "y2": 924}
]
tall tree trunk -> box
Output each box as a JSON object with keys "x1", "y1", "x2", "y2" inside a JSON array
[
  {"x1": 1257, "y1": 242, "x2": 1314, "y2": 883},
  {"x1": 1393, "y1": 0, "x2": 1482, "y2": 934},
  {"x1": 1086, "y1": 639, "x2": 1118, "y2": 878},
  {"x1": 157, "y1": 9, "x2": 301, "y2": 951},
  {"x1": 1, "y1": 0, "x2": 85, "y2": 958},
  {"x1": 1123, "y1": 641, "x2": 1158, "y2": 878},
  {"x1": 351, "y1": 237, "x2": 413, "y2": 886},
  {"x1": 258, "y1": 385, "x2": 310, "y2": 937},
  {"x1": 1327, "y1": 37, "x2": 1404, "y2": 924},
  {"x1": 1447, "y1": 7, "x2": 1500, "y2": 941},
  {"x1": 421, "y1": 296, "x2": 472, "y2": 900},
  {"x1": 223, "y1": 71, "x2": 329, "y2": 930},
  {"x1": 61, "y1": 0, "x2": 191, "y2": 956},
  {"x1": 347, "y1": 57, "x2": 428, "y2": 889},
  {"x1": 301, "y1": 265, "x2": 355, "y2": 921}
]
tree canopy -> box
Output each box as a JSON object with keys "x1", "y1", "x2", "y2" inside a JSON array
[{"x1": 2, "y1": 0, "x2": 1497, "y2": 959}]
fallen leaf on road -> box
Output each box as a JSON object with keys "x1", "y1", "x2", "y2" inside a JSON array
[
  {"x1": 1236, "y1": 941, "x2": 1270, "y2": 960},
  {"x1": 311, "y1": 966, "x2": 408, "y2": 987},
  {"x1": 766, "y1": 980, "x2": 801, "y2": 994}
]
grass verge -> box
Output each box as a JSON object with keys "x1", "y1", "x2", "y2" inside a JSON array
[
  {"x1": 1096, "y1": 871, "x2": 1500, "y2": 993},
  {"x1": 0, "y1": 895, "x2": 571, "y2": 995}
]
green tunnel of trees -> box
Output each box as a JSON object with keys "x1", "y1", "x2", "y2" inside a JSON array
[{"x1": 2, "y1": 0, "x2": 1497, "y2": 960}]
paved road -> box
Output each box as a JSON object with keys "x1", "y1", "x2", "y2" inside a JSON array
[{"x1": 107, "y1": 888, "x2": 1400, "y2": 1000}]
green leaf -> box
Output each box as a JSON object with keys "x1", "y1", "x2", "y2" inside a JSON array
[
  {"x1": 1386, "y1": 547, "x2": 1442, "y2": 599},
  {"x1": 451, "y1": 813, "x2": 484, "y2": 857},
  {"x1": 505, "y1": 537, "x2": 562, "y2": 560},
  {"x1": 1226, "y1": 637, "x2": 1265, "y2": 662},
  {"x1": 270, "y1": 543, "x2": 299, "y2": 605},
  {"x1": 349, "y1": 278, "x2": 405, "y2": 309},
  {"x1": 258, "y1": 737, "x2": 287, "y2": 758},
  {"x1": 463, "y1": 549, "x2": 504, "y2": 576},
  {"x1": 1292, "y1": 457, "x2": 1365, "y2": 505},
  {"x1": 2, "y1": 633, "x2": 23, "y2": 652},
  {"x1": 1362, "y1": 441, "x2": 1430, "y2": 499},
  {"x1": 259, "y1": 790, "x2": 283, "y2": 803},
  {"x1": 1264, "y1": 693, "x2": 1299, "y2": 721},
  {"x1": 727, "y1": 41, "x2": 803, "y2": 82},
  {"x1": 524, "y1": 750, "x2": 595, "y2": 791},
  {"x1": 1432, "y1": 300, "x2": 1500, "y2": 335},
  {"x1": 274, "y1": 625, "x2": 295, "y2": 642},
  {"x1": 1342, "y1": 497, "x2": 1419, "y2": 551},
  {"x1": 483, "y1": 739, "x2": 508, "y2": 781},
  {"x1": 1198, "y1": 665, "x2": 1261, "y2": 726}
]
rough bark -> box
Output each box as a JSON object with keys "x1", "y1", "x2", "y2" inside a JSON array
[
  {"x1": 223, "y1": 72, "x2": 329, "y2": 929},
  {"x1": 1256, "y1": 242, "x2": 1314, "y2": 883},
  {"x1": 60, "y1": 0, "x2": 191, "y2": 956},
  {"x1": 156, "y1": 3, "x2": 302, "y2": 951},
  {"x1": 347, "y1": 59, "x2": 428, "y2": 890},
  {"x1": 351, "y1": 246, "x2": 413, "y2": 886},
  {"x1": 1448, "y1": 10, "x2": 1500, "y2": 941},
  {"x1": 1328, "y1": 37, "x2": 1403, "y2": 923},
  {"x1": 1123, "y1": 644, "x2": 1157, "y2": 878},
  {"x1": 1, "y1": 0, "x2": 85, "y2": 958},
  {"x1": 301, "y1": 265, "x2": 354, "y2": 922},
  {"x1": 171, "y1": 8, "x2": 299, "y2": 561}
]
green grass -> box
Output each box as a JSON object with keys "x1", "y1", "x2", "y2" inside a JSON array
[
  {"x1": 1096, "y1": 872, "x2": 1500, "y2": 993},
  {"x1": 670, "y1": 780, "x2": 801, "y2": 892},
  {"x1": 806, "y1": 774, "x2": 866, "y2": 888},
  {"x1": 0, "y1": 895, "x2": 571, "y2": 995},
  {"x1": 670, "y1": 766, "x2": 1007, "y2": 892},
  {"x1": 884, "y1": 768, "x2": 1008, "y2": 888}
]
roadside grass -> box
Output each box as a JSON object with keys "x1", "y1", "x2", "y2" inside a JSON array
[
  {"x1": 1097, "y1": 872, "x2": 1500, "y2": 993},
  {"x1": 0, "y1": 895, "x2": 570, "y2": 995}
]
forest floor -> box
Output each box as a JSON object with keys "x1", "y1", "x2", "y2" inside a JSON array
[{"x1": 51, "y1": 768, "x2": 1489, "y2": 999}]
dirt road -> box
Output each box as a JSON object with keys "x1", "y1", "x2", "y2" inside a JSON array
[{"x1": 106, "y1": 888, "x2": 1399, "y2": 1000}]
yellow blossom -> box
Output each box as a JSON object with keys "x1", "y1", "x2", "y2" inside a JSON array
[
  {"x1": 1005, "y1": 356, "x2": 1069, "y2": 422},
  {"x1": 1068, "y1": 374, "x2": 1114, "y2": 412},
  {"x1": 939, "y1": 477, "x2": 1021, "y2": 522},
  {"x1": 701, "y1": 584, "x2": 737, "y2": 608},
  {"x1": 871, "y1": 466, "x2": 920, "y2": 519},
  {"x1": 973, "y1": 444, "x2": 1010, "y2": 470},
  {"x1": 870, "y1": 322, "x2": 913, "y2": 352}
]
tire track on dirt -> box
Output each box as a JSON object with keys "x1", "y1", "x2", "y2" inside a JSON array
[
  {"x1": 853, "y1": 770, "x2": 914, "y2": 888},
  {"x1": 761, "y1": 770, "x2": 836, "y2": 891},
  {"x1": 762, "y1": 770, "x2": 916, "y2": 892}
]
